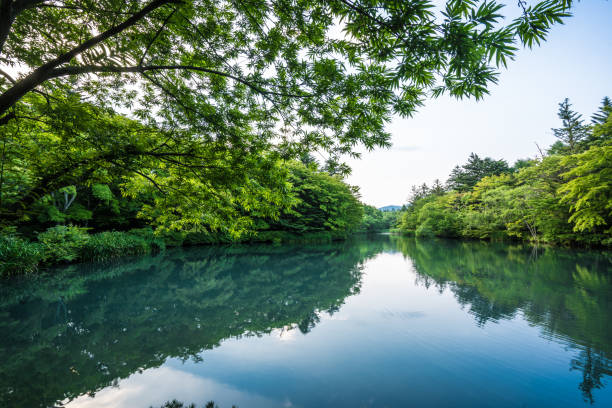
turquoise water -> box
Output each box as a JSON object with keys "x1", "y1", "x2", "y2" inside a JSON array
[{"x1": 1, "y1": 235, "x2": 611, "y2": 407}]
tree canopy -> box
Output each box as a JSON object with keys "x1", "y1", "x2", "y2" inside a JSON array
[
  {"x1": 552, "y1": 98, "x2": 589, "y2": 153},
  {"x1": 446, "y1": 152, "x2": 510, "y2": 191},
  {"x1": 0, "y1": 0, "x2": 575, "y2": 231}
]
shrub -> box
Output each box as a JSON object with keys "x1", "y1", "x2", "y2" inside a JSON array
[
  {"x1": 0, "y1": 234, "x2": 43, "y2": 277},
  {"x1": 37, "y1": 225, "x2": 89, "y2": 263},
  {"x1": 128, "y1": 228, "x2": 166, "y2": 252},
  {"x1": 81, "y1": 231, "x2": 153, "y2": 262}
]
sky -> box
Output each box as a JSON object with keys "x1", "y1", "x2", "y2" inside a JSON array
[{"x1": 347, "y1": 0, "x2": 612, "y2": 208}]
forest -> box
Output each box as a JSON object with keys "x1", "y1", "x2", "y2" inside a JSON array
[
  {"x1": 396, "y1": 97, "x2": 612, "y2": 247},
  {"x1": 0, "y1": 0, "x2": 598, "y2": 276}
]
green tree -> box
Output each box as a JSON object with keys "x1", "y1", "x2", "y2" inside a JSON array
[
  {"x1": 591, "y1": 96, "x2": 612, "y2": 125},
  {"x1": 0, "y1": 93, "x2": 293, "y2": 235},
  {"x1": 359, "y1": 205, "x2": 400, "y2": 232},
  {"x1": 584, "y1": 100, "x2": 612, "y2": 148},
  {"x1": 267, "y1": 163, "x2": 363, "y2": 236},
  {"x1": 559, "y1": 144, "x2": 612, "y2": 243},
  {"x1": 460, "y1": 174, "x2": 515, "y2": 240},
  {"x1": 360, "y1": 205, "x2": 386, "y2": 232},
  {"x1": 552, "y1": 98, "x2": 589, "y2": 153},
  {"x1": 0, "y1": 0, "x2": 574, "y2": 231},
  {"x1": 415, "y1": 193, "x2": 462, "y2": 237},
  {"x1": 446, "y1": 152, "x2": 510, "y2": 191}
]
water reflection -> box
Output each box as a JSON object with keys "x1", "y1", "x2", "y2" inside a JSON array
[
  {"x1": 0, "y1": 235, "x2": 611, "y2": 407},
  {"x1": 393, "y1": 237, "x2": 612, "y2": 404},
  {"x1": 0, "y1": 240, "x2": 386, "y2": 407}
]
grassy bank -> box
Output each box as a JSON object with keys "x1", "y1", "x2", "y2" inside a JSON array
[{"x1": 0, "y1": 226, "x2": 351, "y2": 278}]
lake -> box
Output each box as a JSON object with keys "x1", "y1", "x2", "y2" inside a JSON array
[{"x1": 1, "y1": 235, "x2": 611, "y2": 407}]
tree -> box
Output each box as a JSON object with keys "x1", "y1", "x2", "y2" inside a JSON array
[
  {"x1": 267, "y1": 162, "x2": 363, "y2": 235},
  {"x1": 591, "y1": 96, "x2": 612, "y2": 124},
  {"x1": 552, "y1": 98, "x2": 589, "y2": 153},
  {"x1": 0, "y1": 92, "x2": 293, "y2": 235},
  {"x1": 0, "y1": 0, "x2": 574, "y2": 231},
  {"x1": 559, "y1": 144, "x2": 612, "y2": 240},
  {"x1": 408, "y1": 183, "x2": 431, "y2": 205},
  {"x1": 415, "y1": 193, "x2": 462, "y2": 237},
  {"x1": 430, "y1": 179, "x2": 446, "y2": 195},
  {"x1": 582, "y1": 96, "x2": 612, "y2": 148},
  {"x1": 446, "y1": 153, "x2": 510, "y2": 191}
]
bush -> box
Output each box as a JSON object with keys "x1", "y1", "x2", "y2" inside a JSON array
[
  {"x1": 128, "y1": 228, "x2": 167, "y2": 252},
  {"x1": 81, "y1": 231, "x2": 161, "y2": 262},
  {"x1": 0, "y1": 234, "x2": 43, "y2": 277},
  {"x1": 37, "y1": 225, "x2": 89, "y2": 263}
]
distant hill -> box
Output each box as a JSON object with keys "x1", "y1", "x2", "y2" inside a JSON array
[{"x1": 378, "y1": 205, "x2": 402, "y2": 212}]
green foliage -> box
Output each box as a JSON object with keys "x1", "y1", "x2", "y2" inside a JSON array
[
  {"x1": 399, "y1": 154, "x2": 600, "y2": 245},
  {"x1": 398, "y1": 97, "x2": 611, "y2": 247},
  {"x1": 0, "y1": 0, "x2": 573, "y2": 237},
  {"x1": 460, "y1": 175, "x2": 514, "y2": 240},
  {"x1": 359, "y1": 205, "x2": 400, "y2": 232},
  {"x1": 80, "y1": 231, "x2": 164, "y2": 262},
  {"x1": 0, "y1": 233, "x2": 43, "y2": 277},
  {"x1": 4, "y1": 227, "x2": 168, "y2": 271},
  {"x1": 559, "y1": 145, "x2": 612, "y2": 242},
  {"x1": 552, "y1": 98, "x2": 590, "y2": 153},
  {"x1": 267, "y1": 163, "x2": 363, "y2": 235},
  {"x1": 446, "y1": 153, "x2": 510, "y2": 191},
  {"x1": 1, "y1": 158, "x2": 363, "y2": 272},
  {"x1": 91, "y1": 183, "x2": 115, "y2": 203},
  {"x1": 37, "y1": 225, "x2": 90, "y2": 263},
  {"x1": 586, "y1": 106, "x2": 612, "y2": 147},
  {"x1": 592, "y1": 97, "x2": 611, "y2": 125},
  {"x1": 416, "y1": 194, "x2": 462, "y2": 238},
  {"x1": 0, "y1": 92, "x2": 295, "y2": 237}
]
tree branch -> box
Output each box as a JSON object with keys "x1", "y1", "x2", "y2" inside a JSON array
[
  {"x1": 139, "y1": 7, "x2": 179, "y2": 66},
  {"x1": 0, "y1": 0, "x2": 181, "y2": 117},
  {"x1": 0, "y1": 0, "x2": 47, "y2": 55},
  {"x1": 49, "y1": 64, "x2": 310, "y2": 98},
  {"x1": 0, "y1": 68, "x2": 16, "y2": 83}
]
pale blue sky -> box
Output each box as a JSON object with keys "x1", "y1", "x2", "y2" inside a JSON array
[{"x1": 348, "y1": 0, "x2": 612, "y2": 208}]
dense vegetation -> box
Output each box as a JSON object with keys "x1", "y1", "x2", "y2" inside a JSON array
[
  {"x1": 0, "y1": 158, "x2": 365, "y2": 275},
  {"x1": 0, "y1": 0, "x2": 576, "y2": 273},
  {"x1": 397, "y1": 98, "x2": 612, "y2": 247},
  {"x1": 359, "y1": 204, "x2": 402, "y2": 232}
]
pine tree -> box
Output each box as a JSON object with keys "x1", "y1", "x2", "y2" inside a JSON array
[
  {"x1": 591, "y1": 96, "x2": 612, "y2": 125},
  {"x1": 431, "y1": 179, "x2": 446, "y2": 195},
  {"x1": 552, "y1": 98, "x2": 589, "y2": 153},
  {"x1": 446, "y1": 153, "x2": 510, "y2": 191}
]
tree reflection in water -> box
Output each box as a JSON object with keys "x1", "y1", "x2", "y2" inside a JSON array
[
  {"x1": 1, "y1": 235, "x2": 611, "y2": 406},
  {"x1": 0, "y1": 239, "x2": 389, "y2": 407},
  {"x1": 393, "y1": 236, "x2": 612, "y2": 404}
]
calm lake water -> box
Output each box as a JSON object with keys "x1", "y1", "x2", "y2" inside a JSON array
[{"x1": 1, "y1": 235, "x2": 612, "y2": 408}]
